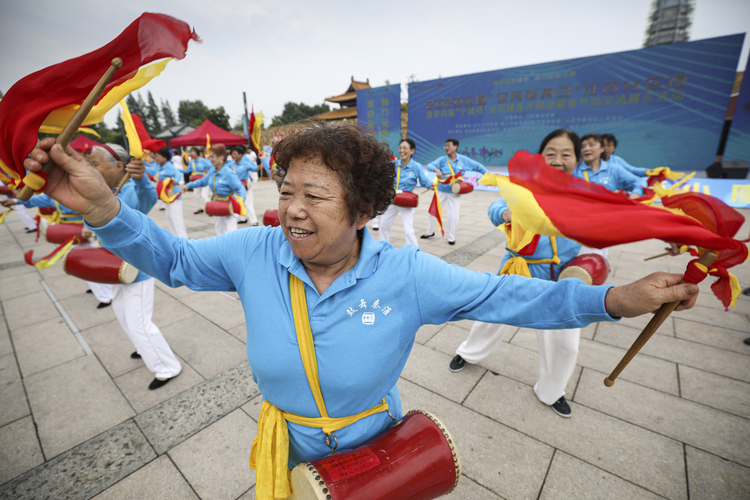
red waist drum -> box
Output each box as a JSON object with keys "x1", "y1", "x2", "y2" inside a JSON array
[
  {"x1": 46, "y1": 223, "x2": 87, "y2": 244},
  {"x1": 393, "y1": 191, "x2": 419, "y2": 208},
  {"x1": 558, "y1": 253, "x2": 609, "y2": 286},
  {"x1": 38, "y1": 206, "x2": 56, "y2": 215},
  {"x1": 189, "y1": 173, "x2": 205, "y2": 182},
  {"x1": 451, "y1": 182, "x2": 473, "y2": 194},
  {"x1": 290, "y1": 410, "x2": 461, "y2": 500},
  {"x1": 241, "y1": 179, "x2": 249, "y2": 189},
  {"x1": 205, "y1": 200, "x2": 234, "y2": 216},
  {"x1": 263, "y1": 209, "x2": 280, "y2": 227},
  {"x1": 61, "y1": 247, "x2": 139, "y2": 284}
]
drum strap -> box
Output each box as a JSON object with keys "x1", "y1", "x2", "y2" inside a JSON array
[
  {"x1": 583, "y1": 170, "x2": 590, "y2": 182},
  {"x1": 249, "y1": 275, "x2": 389, "y2": 500},
  {"x1": 53, "y1": 201, "x2": 83, "y2": 224},
  {"x1": 396, "y1": 164, "x2": 401, "y2": 189},
  {"x1": 499, "y1": 222, "x2": 560, "y2": 278}
]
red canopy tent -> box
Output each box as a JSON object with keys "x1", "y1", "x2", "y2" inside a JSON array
[
  {"x1": 168, "y1": 119, "x2": 246, "y2": 147},
  {"x1": 69, "y1": 135, "x2": 103, "y2": 154}
]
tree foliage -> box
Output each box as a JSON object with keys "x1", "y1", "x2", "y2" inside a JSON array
[
  {"x1": 206, "y1": 106, "x2": 231, "y2": 131},
  {"x1": 178, "y1": 100, "x2": 232, "y2": 130},
  {"x1": 144, "y1": 91, "x2": 162, "y2": 135},
  {"x1": 161, "y1": 99, "x2": 176, "y2": 129},
  {"x1": 270, "y1": 102, "x2": 330, "y2": 127}
]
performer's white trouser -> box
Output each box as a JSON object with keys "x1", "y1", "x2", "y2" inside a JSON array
[
  {"x1": 112, "y1": 278, "x2": 182, "y2": 379},
  {"x1": 427, "y1": 191, "x2": 460, "y2": 242},
  {"x1": 13, "y1": 205, "x2": 37, "y2": 230},
  {"x1": 193, "y1": 185, "x2": 211, "y2": 209},
  {"x1": 456, "y1": 322, "x2": 580, "y2": 405},
  {"x1": 370, "y1": 215, "x2": 379, "y2": 229},
  {"x1": 244, "y1": 188, "x2": 258, "y2": 225},
  {"x1": 165, "y1": 199, "x2": 188, "y2": 238},
  {"x1": 250, "y1": 171, "x2": 259, "y2": 182},
  {"x1": 379, "y1": 204, "x2": 417, "y2": 247},
  {"x1": 580, "y1": 246, "x2": 608, "y2": 259},
  {"x1": 215, "y1": 214, "x2": 239, "y2": 235}
]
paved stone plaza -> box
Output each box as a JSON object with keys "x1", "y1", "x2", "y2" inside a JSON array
[{"x1": 1, "y1": 179, "x2": 749, "y2": 499}]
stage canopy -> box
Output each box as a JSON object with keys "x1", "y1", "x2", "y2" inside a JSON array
[
  {"x1": 69, "y1": 134, "x2": 103, "y2": 153},
  {"x1": 168, "y1": 119, "x2": 246, "y2": 147}
]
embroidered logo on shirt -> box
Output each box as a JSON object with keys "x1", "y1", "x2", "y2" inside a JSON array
[
  {"x1": 348, "y1": 298, "x2": 390, "y2": 324},
  {"x1": 362, "y1": 312, "x2": 375, "y2": 325}
]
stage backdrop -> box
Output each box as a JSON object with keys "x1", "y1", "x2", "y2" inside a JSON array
[
  {"x1": 408, "y1": 34, "x2": 744, "y2": 171},
  {"x1": 357, "y1": 84, "x2": 402, "y2": 155},
  {"x1": 723, "y1": 50, "x2": 750, "y2": 163}
]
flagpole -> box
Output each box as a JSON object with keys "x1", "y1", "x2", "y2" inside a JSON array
[
  {"x1": 603, "y1": 251, "x2": 717, "y2": 387},
  {"x1": 17, "y1": 58, "x2": 123, "y2": 201}
]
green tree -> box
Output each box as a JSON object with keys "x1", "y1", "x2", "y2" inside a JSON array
[
  {"x1": 161, "y1": 99, "x2": 176, "y2": 129},
  {"x1": 178, "y1": 99, "x2": 210, "y2": 126},
  {"x1": 270, "y1": 102, "x2": 330, "y2": 127},
  {"x1": 125, "y1": 94, "x2": 143, "y2": 118},
  {"x1": 206, "y1": 106, "x2": 231, "y2": 130},
  {"x1": 89, "y1": 122, "x2": 125, "y2": 147},
  {"x1": 145, "y1": 91, "x2": 162, "y2": 135}
]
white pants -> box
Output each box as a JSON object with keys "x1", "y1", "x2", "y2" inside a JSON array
[
  {"x1": 427, "y1": 191, "x2": 460, "y2": 242},
  {"x1": 14, "y1": 205, "x2": 37, "y2": 230},
  {"x1": 250, "y1": 171, "x2": 259, "y2": 182},
  {"x1": 379, "y1": 204, "x2": 417, "y2": 247},
  {"x1": 193, "y1": 185, "x2": 211, "y2": 209},
  {"x1": 370, "y1": 215, "x2": 379, "y2": 229},
  {"x1": 112, "y1": 278, "x2": 182, "y2": 379},
  {"x1": 457, "y1": 322, "x2": 580, "y2": 405},
  {"x1": 215, "y1": 214, "x2": 239, "y2": 235},
  {"x1": 244, "y1": 188, "x2": 258, "y2": 225},
  {"x1": 165, "y1": 199, "x2": 188, "y2": 238}
]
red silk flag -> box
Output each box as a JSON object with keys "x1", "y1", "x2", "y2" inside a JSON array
[
  {"x1": 428, "y1": 191, "x2": 445, "y2": 237},
  {"x1": 481, "y1": 151, "x2": 748, "y2": 309},
  {"x1": 131, "y1": 114, "x2": 167, "y2": 152},
  {"x1": 0, "y1": 13, "x2": 199, "y2": 190}
]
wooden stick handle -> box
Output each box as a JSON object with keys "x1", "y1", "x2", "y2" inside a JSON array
[
  {"x1": 16, "y1": 58, "x2": 123, "y2": 201},
  {"x1": 604, "y1": 251, "x2": 717, "y2": 387},
  {"x1": 113, "y1": 172, "x2": 130, "y2": 196},
  {"x1": 644, "y1": 251, "x2": 670, "y2": 261}
]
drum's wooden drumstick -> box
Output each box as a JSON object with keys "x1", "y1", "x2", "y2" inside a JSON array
[
  {"x1": 17, "y1": 58, "x2": 123, "y2": 201},
  {"x1": 644, "y1": 251, "x2": 670, "y2": 261},
  {"x1": 113, "y1": 173, "x2": 130, "y2": 196},
  {"x1": 604, "y1": 251, "x2": 717, "y2": 387}
]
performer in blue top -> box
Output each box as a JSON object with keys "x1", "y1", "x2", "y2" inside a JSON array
[
  {"x1": 180, "y1": 146, "x2": 212, "y2": 214},
  {"x1": 154, "y1": 147, "x2": 188, "y2": 238},
  {"x1": 184, "y1": 144, "x2": 246, "y2": 235},
  {"x1": 573, "y1": 134, "x2": 645, "y2": 197},
  {"x1": 26, "y1": 124, "x2": 699, "y2": 499},
  {"x1": 450, "y1": 130, "x2": 585, "y2": 418},
  {"x1": 230, "y1": 146, "x2": 258, "y2": 225},
  {"x1": 379, "y1": 138, "x2": 432, "y2": 247},
  {"x1": 602, "y1": 133, "x2": 649, "y2": 177},
  {"x1": 85, "y1": 144, "x2": 182, "y2": 389},
  {"x1": 422, "y1": 138, "x2": 487, "y2": 245}
]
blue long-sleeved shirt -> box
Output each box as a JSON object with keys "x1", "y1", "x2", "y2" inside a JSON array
[
  {"x1": 19, "y1": 194, "x2": 83, "y2": 223},
  {"x1": 609, "y1": 154, "x2": 648, "y2": 177},
  {"x1": 393, "y1": 158, "x2": 431, "y2": 192},
  {"x1": 186, "y1": 165, "x2": 246, "y2": 200},
  {"x1": 227, "y1": 156, "x2": 254, "y2": 184},
  {"x1": 427, "y1": 154, "x2": 487, "y2": 194},
  {"x1": 179, "y1": 157, "x2": 212, "y2": 174},
  {"x1": 88, "y1": 202, "x2": 617, "y2": 468},
  {"x1": 488, "y1": 198, "x2": 582, "y2": 280},
  {"x1": 573, "y1": 159, "x2": 645, "y2": 196},
  {"x1": 115, "y1": 175, "x2": 158, "y2": 283}
]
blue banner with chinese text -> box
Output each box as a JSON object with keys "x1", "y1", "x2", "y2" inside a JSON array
[
  {"x1": 408, "y1": 35, "x2": 744, "y2": 171},
  {"x1": 357, "y1": 84, "x2": 402, "y2": 155}
]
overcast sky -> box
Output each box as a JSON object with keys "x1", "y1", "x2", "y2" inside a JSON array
[{"x1": 1, "y1": 0, "x2": 748, "y2": 130}]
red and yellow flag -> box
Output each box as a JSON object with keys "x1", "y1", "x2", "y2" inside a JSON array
[
  {"x1": 481, "y1": 151, "x2": 748, "y2": 309},
  {"x1": 428, "y1": 189, "x2": 445, "y2": 237},
  {"x1": 131, "y1": 113, "x2": 166, "y2": 153},
  {"x1": 24, "y1": 237, "x2": 77, "y2": 270},
  {"x1": 0, "y1": 211, "x2": 10, "y2": 225},
  {"x1": 250, "y1": 108, "x2": 263, "y2": 155},
  {"x1": 231, "y1": 196, "x2": 247, "y2": 217},
  {"x1": 0, "y1": 13, "x2": 199, "y2": 191},
  {"x1": 156, "y1": 178, "x2": 181, "y2": 203}
]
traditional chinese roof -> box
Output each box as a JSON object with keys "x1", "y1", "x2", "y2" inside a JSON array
[
  {"x1": 324, "y1": 76, "x2": 370, "y2": 107},
  {"x1": 313, "y1": 107, "x2": 358, "y2": 121}
]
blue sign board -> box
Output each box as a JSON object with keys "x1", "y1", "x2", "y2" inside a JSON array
[
  {"x1": 723, "y1": 50, "x2": 750, "y2": 163},
  {"x1": 357, "y1": 84, "x2": 402, "y2": 155},
  {"x1": 408, "y1": 35, "x2": 744, "y2": 171}
]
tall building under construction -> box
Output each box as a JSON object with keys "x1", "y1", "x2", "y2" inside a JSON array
[{"x1": 643, "y1": 0, "x2": 694, "y2": 47}]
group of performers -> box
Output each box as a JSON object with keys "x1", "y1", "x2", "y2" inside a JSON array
[{"x1": 19, "y1": 122, "x2": 700, "y2": 500}]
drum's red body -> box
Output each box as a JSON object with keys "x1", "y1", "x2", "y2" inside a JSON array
[
  {"x1": 38, "y1": 206, "x2": 56, "y2": 215},
  {"x1": 189, "y1": 173, "x2": 205, "y2": 182},
  {"x1": 46, "y1": 224, "x2": 87, "y2": 244},
  {"x1": 241, "y1": 179, "x2": 249, "y2": 189},
  {"x1": 205, "y1": 201, "x2": 233, "y2": 216},
  {"x1": 559, "y1": 253, "x2": 609, "y2": 286},
  {"x1": 290, "y1": 410, "x2": 460, "y2": 500},
  {"x1": 394, "y1": 191, "x2": 419, "y2": 208},
  {"x1": 61, "y1": 247, "x2": 138, "y2": 284},
  {"x1": 264, "y1": 209, "x2": 280, "y2": 227},
  {"x1": 0, "y1": 185, "x2": 13, "y2": 196},
  {"x1": 451, "y1": 182, "x2": 474, "y2": 194}
]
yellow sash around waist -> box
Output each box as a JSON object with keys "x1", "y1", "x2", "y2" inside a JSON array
[
  {"x1": 249, "y1": 274, "x2": 390, "y2": 500},
  {"x1": 498, "y1": 223, "x2": 560, "y2": 278}
]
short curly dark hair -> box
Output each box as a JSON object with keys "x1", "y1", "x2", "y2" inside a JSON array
[{"x1": 273, "y1": 122, "x2": 396, "y2": 223}]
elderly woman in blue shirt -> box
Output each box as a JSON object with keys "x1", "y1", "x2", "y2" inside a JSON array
[
  {"x1": 179, "y1": 146, "x2": 213, "y2": 214},
  {"x1": 229, "y1": 145, "x2": 259, "y2": 225},
  {"x1": 25, "y1": 124, "x2": 699, "y2": 500}
]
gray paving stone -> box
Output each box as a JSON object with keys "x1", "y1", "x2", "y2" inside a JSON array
[
  {"x1": 59, "y1": 292, "x2": 117, "y2": 331},
  {"x1": 114, "y1": 360, "x2": 205, "y2": 414},
  {"x1": 3, "y1": 290, "x2": 58, "y2": 331},
  {"x1": 12, "y1": 317, "x2": 85, "y2": 378},
  {"x1": 424, "y1": 322, "x2": 479, "y2": 354},
  {"x1": 540, "y1": 451, "x2": 663, "y2": 500},
  {"x1": 0, "y1": 420, "x2": 155, "y2": 500},
  {"x1": 463, "y1": 371, "x2": 687, "y2": 499},
  {"x1": 151, "y1": 287, "x2": 196, "y2": 329},
  {"x1": 415, "y1": 322, "x2": 443, "y2": 345},
  {"x1": 678, "y1": 365, "x2": 750, "y2": 419},
  {"x1": 136, "y1": 363, "x2": 259, "y2": 454},
  {"x1": 0, "y1": 416, "x2": 43, "y2": 485},
  {"x1": 240, "y1": 394, "x2": 263, "y2": 422},
  {"x1": 673, "y1": 303, "x2": 750, "y2": 333},
  {"x1": 42, "y1": 273, "x2": 89, "y2": 301},
  {"x1": 0, "y1": 318, "x2": 12, "y2": 358},
  {"x1": 674, "y1": 318, "x2": 750, "y2": 354},
  {"x1": 401, "y1": 343, "x2": 486, "y2": 403},
  {"x1": 235, "y1": 486, "x2": 255, "y2": 499},
  {"x1": 575, "y1": 368, "x2": 750, "y2": 468},
  {"x1": 444, "y1": 475, "x2": 503, "y2": 499},
  {"x1": 0, "y1": 353, "x2": 29, "y2": 427},
  {"x1": 80, "y1": 319, "x2": 144, "y2": 378},
  {"x1": 615, "y1": 314, "x2": 674, "y2": 336},
  {"x1": 91, "y1": 455, "x2": 198, "y2": 500},
  {"x1": 25, "y1": 355, "x2": 134, "y2": 458},
  {"x1": 596, "y1": 321, "x2": 750, "y2": 383},
  {"x1": 0, "y1": 272, "x2": 42, "y2": 301},
  {"x1": 168, "y1": 409, "x2": 257, "y2": 500},
  {"x1": 161, "y1": 314, "x2": 247, "y2": 379},
  {"x1": 686, "y1": 445, "x2": 750, "y2": 500},
  {"x1": 227, "y1": 322, "x2": 248, "y2": 343},
  {"x1": 180, "y1": 290, "x2": 247, "y2": 331},
  {"x1": 399, "y1": 378, "x2": 553, "y2": 500}
]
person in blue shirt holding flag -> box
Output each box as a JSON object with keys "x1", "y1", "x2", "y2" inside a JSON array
[
  {"x1": 230, "y1": 146, "x2": 258, "y2": 225},
  {"x1": 421, "y1": 138, "x2": 487, "y2": 245},
  {"x1": 184, "y1": 144, "x2": 246, "y2": 235},
  {"x1": 153, "y1": 147, "x2": 188, "y2": 238},
  {"x1": 602, "y1": 133, "x2": 649, "y2": 177},
  {"x1": 26, "y1": 124, "x2": 699, "y2": 499},
  {"x1": 379, "y1": 138, "x2": 432, "y2": 247},
  {"x1": 180, "y1": 146, "x2": 212, "y2": 214}
]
